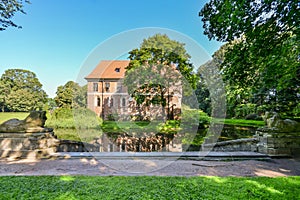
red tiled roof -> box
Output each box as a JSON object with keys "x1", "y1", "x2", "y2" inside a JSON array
[{"x1": 85, "y1": 60, "x2": 130, "y2": 79}]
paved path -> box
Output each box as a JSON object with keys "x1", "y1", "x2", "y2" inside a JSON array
[
  {"x1": 50, "y1": 151, "x2": 270, "y2": 160},
  {"x1": 0, "y1": 153, "x2": 299, "y2": 177}
]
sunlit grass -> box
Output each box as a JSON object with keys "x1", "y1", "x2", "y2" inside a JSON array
[
  {"x1": 0, "y1": 176, "x2": 299, "y2": 199},
  {"x1": 0, "y1": 112, "x2": 29, "y2": 124},
  {"x1": 101, "y1": 120, "x2": 180, "y2": 134},
  {"x1": 213, "y1": 118, "x2": 265, "y2": 127}
]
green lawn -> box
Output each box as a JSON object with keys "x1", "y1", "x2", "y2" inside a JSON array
[
  {"x1": 214, "y1": 118, "x2": 265, "y2": 127},
  {"x1": 101, "y1": 120, "x2": 180, "y2": 134},
  {"x1": 0, "y1": 176, "x2": 299, "y2": 199},
  {"x1": 0, "y1": 112, "x2": 28, "y2": 124}
]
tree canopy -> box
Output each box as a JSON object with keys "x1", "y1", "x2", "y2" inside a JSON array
[
  {"x1": 54, "y1": 81, "x2": 87, "y2": 109},
  {"x1": 199, "y1": 0, "x2": 299, "y2": 42},
  {"x1": 199, "y1": 0, "x2": 300, "y2": 117},
  {"x1": 124, "y1": 34, "x2": 198, "y2": 120},
  {"x1": 126, "y1": 34, "x2": 198, "y2": 89},
  {"x1": 0, "y1": 0, "x2": 30, "y2": 31},
  {"x1": 0, "y1": 69, "x2": 48, "y2": 112}
]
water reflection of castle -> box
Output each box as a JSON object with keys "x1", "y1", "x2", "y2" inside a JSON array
[{"x1": 92, "y1": 133, "x2": 183, "y2": 152}]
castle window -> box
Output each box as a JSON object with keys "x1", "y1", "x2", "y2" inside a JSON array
[
  {"x1": 105, "y1": 82, "x2": 110, "y2": 92},
  {"x1": 122, "y1": 98, "x2": 126, "y2": 107},
  {"x1": 117, "y1": 82, "x2": 122, "y2": 92},
  {"x1": 115, "y1": 68, "x2": 120, "y2": 72},
  {"x1": 97, "y1": 97, "x2": 101, "y2": 107},
  {"x1": 93, "y1": 83, "x2": 98, "y2": 92},
  {"x1": 108, "y1": 97, "x2": 114, "y2": 107}
]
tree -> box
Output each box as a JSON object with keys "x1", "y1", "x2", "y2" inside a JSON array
[
  {"x1": 127, "y1": 34, "x2": 198, "y2": 89},
  {"x1": 124, "y1": 34, "x2": 199, "y2": 120},
  {"x1": 0, "y1": 69, "x2": 48, "y2": 112},
  {"x1": 44, "y1": 98, "x2": 57, "y2": 111},
  {"x1": 199, "y1": 0, "x2": 300, "y2": 116},
  {"x1": 125, "y1": 62, "x2": 182, "y2": 120},
  {"x1": 195, "y1": 43, "x2": 230, "y2": 115},
  {"x1": 54, "y1": 81, "x2": 86, "y2": 109},
  {"x1": 0, "y1": 0, "x2": 30, "y2": 31}
]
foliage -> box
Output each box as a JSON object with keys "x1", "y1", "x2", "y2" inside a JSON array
[
  {"x1": 0, "y1": 69, "x2": 48, "y2": 112},
  {"x1": 182, "y1": 107, "x2": 211, "y2": 128},
  {"x1": 0, "y1": 176, "x2": 299, "y2": 199},
  {"x1": 124, "y1": 34, "x2": 199, "y2": 120},
  {"x1": 199, "y1": 0, "x2": 300, "y2": 117},
  {"x1": 54, "y1": 81, "x2": 87, "y2": 109},
  {"x1": 46, "y1": 107, "x2": 102, "y2": 129},
  {"x1": 199, "y1": 0, "x2": 299, "y2": 42},
  {"x1": 128, "y1": 34, "x2": 199, "y2": 88},
  {"x1": 194, "y1": 76, "x2": 211, "y2": 114},
  {"x1": 53, "y1": 128, "x2": 102, "y2": 142},
  {"x1": 125, "y1": 62, "x2": 182, "y2": 120},
  {"x1": 0, "y1": 0, "x2": 30, "y2": 31},
  {"x1": 196, "y1": 56, "x2": 226, "y2": 119},
  {"x1": 234, "y1": 103, "x2": 257, "y2": 119},
  {"x1": 44, "y1": 98, "x2": 57, "y2": 111}
]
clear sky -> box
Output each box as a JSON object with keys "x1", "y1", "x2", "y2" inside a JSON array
[{"x1": 0, "y1": 0, "x2": 222, "y2": 98}]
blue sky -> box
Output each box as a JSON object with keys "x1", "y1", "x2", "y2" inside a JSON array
[{"x1": 0, "y1": 0, "x2": 222, "y2": 98}]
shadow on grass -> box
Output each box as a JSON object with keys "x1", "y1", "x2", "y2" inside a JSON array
[{"x1": 0, "y1": 175, "x2": 299, "y2": 199}]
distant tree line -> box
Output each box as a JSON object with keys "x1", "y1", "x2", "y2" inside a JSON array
[{"x1": 0, "y1": 69, "x2": 86, "y2": 112}]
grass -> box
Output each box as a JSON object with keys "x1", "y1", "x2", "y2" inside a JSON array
[
  {"x1": 0, "y1": 176, "x2": 299, "y2": 199},
  {"x1": 101, "y1": 120, "x2": 180, "y2": 134},
  {"x1": 214, "y1": 118, "x2": 265, "y2": 127},
  {"x1": 0, "y1": 112, "x2": 29, "y2": 124}
]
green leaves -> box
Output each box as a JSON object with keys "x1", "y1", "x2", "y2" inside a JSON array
[
  {"x1": 0, "y1": 69, "x2": 48, "y2": 112},
  {"x1": 54, "y1": 81, "x2": 86, "y2": 109},
  {"x1": 125, "y1": 34, "x2": 199, "y2": 119},
  {"x1": 199, "y1": 0, "x2": 300, "y2": 117},
  {"x1": 0, "y1": 0, "x2": 30, "y2": 31}
]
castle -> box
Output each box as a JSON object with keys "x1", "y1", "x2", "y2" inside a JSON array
[{"x1": 85, "y1": 60, "x2": 182, "y2": 120}]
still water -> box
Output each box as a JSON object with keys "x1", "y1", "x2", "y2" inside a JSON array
[{"x1": 53, "y1": 124, "x2": 257, "y2": 152}]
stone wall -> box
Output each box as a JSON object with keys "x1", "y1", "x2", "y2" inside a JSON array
[
  {"x1": 202, "y1": 138, "x2": 258, "y2": 152},
  {"x1": 202, "y1": 129, "x2": 300, "y2": 157},
  {"x1": 0, "y1": 131, "x2": 59, "y2": 159},
  {"x1": 57, "y1": 140, "x2": 101, "y2": 152},
  {"x1": 255, "y1": 129, "x2": 300, "y2": 156}
]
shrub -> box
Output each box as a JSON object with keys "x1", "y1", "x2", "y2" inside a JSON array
[
  {"x1": 292, "y1": 103, "x2": 300, "y2": 117},
  {"x1": 46, "y1": 108, "x2": 102, "y2": 129},
  {"x1": 182, "y1": 108, "x2": 211, "y2": 129},
  {"x1": 234, "y1": 103, "x2": 257, "y2": 118}
]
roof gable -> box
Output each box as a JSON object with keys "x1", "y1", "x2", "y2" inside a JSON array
[{"x1": 85, "y1": 60, "x2": 130, "y2": 80}]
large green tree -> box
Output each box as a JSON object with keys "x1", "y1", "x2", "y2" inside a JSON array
[
  {"x1": 124, "y1": 34, "x2": 198, "y2": 120},
  {"x1": 127, "y1": 34, "x2": 198, "y2": 89},
  {"x1": 0, "y1": 0, "x2": 30, "y2": 31},
  {"x1": 0, "y1": 69, "x2": 48, "y2": 112},
  {"x1": 54, "y1": 81, "x2": 86, "y2": 109},
  {"x1": 199, "y1": 0, "x2": 300, "y2": 116}
]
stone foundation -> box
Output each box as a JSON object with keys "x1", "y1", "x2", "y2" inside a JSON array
[
  {"x1": 202, "y1": 128, "x2": 300, "y2": 157},
  {"x1": 255, "y1": 129, "x2": 300, "y2": 157},
  {"x1": 202, "y1": 138, "x2": 258, "y2": 152},
  {"x1": 0, "y1": 131, "x2": 59, "y2": 159},
  {"x1": 57, "y1": 140, "x2": 101, "y2": 152}
]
